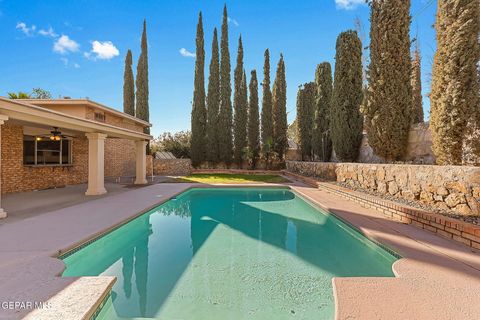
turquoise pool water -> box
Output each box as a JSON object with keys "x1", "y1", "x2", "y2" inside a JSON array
[{"x1": 62, "y1": 188, "x2": 397, "y2": 320}]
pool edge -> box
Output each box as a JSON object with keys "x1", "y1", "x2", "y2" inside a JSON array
[{"x1": 58, "y1": 184, "x2": 402, "y2": 320}]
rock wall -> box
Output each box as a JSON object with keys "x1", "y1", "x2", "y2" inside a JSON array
[
  {"x1": 285, "y1": 161, "x2": 337, "y2": 181},
  {"x1": 286, "y1": 161, "x2": 480, "y2": 216},
  {"x1": 153, "y1": 159, "x2": 192, "y2": 176},
  {"x1": 146, "y1": 155, "x2": 153, "y2": 177}
]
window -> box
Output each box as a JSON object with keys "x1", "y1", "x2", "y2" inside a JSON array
[
  {"x1": 94, "y1": 112, "x2": 105, "y2": 122},
  {"x1": 23, "y1": 135, "x2": 72, "y2": 166}
]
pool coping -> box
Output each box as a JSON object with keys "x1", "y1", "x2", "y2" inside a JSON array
[
  {"x1": 289, "y1": 185, "x2": 480, "y2": 320},
  {"x1": 293, "y1": 189, "x2": 402, "y2": 260},
  {"x1": 19, "y1": 183, "x2": 293, "y2": 320},
  {"x1": 3, "y1": 180, "x2": 480, "y2": 320},
  {"x1": 58, "y1": 184, "x2": 402, "y2": 320}
]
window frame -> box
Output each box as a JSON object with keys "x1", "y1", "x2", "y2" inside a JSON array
[{"x1": 23, "y1": 135, "x2": 73, "y2": 166}]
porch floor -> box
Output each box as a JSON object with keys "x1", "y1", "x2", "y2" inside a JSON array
[{"x1": 2, "y1": 183, "x2": 132, "y2": 225}]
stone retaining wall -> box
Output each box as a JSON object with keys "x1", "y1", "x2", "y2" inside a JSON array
[
  {"x1": 153, "y1": 159, "x2": 192, "y2": 176},
  {"x1": 286, "y1": 161, "x2": 480, "y2": 216},
  {"x1": 284, "y1": 171, "x2": 480, "y2": 249}
]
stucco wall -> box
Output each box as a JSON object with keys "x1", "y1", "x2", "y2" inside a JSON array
[
  {"x1": 357, "y1": 123, "x2": 435, "y2": 164},
  {"x1": 86, "y1": 106, "x2": 145, "y2": 133},
  {"x1": 286, "y1": 161, "x2": 480, "y2": 216},
  {"x1": 153, "y1": 159, "x2": 192, "y2": 176}
]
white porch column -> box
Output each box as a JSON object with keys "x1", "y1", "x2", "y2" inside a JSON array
[
  {"x1": 135, "y1": 140, "x2": 148, "y2": 185},
  {"x1": 85, "y1": 133, "x2": 107, "y2": 196},
  {"x1": 0, "y1": 115, "x2": 9, "y2": 218}
]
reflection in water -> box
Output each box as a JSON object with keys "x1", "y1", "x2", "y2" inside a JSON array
[
  {"x1": 63, "y1": 188, "x2": 396, "y2": 320},
  {"x1": 134, "y1": 219, "x2": 151, "y2": 316},
  {"x1": 121, "y1": 248, "x2": 133, "y2": 298}
]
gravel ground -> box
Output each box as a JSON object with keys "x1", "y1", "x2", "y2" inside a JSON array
[{"x1": 334, "y1": 182, "x2": 480, "y2": 226}]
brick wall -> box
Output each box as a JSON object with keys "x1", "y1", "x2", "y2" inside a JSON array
[
  {"x1": 104, "y1": 138, "x2": 136, "y2": 177},
  {"x1": 1, "y1": 124, "x2": 88, "y2": 194},
  {"x1": 1, "y1": 124, "x2": 143, "y2": 194}
]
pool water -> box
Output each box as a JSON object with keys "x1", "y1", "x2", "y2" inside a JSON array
[{"x1": 62, "y1": 188, "x2": 397, "y2": 320}]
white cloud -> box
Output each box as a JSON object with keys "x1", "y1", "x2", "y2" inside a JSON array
[
  {"x1": 60, "y1": 57, "x2": 69, "y2": 66},
  {"x1": 227, "y1": 17, "x2": 239, "y2": 27},
  {"x1": 53, "y1": 35, "x2": 79, "y2": 54},
  {"x1": 38, "y1": 27, "x2": 58, "y2": 38},
  {"x1": 16, "y1": 22, "x2": 36, "y2": 36},
  {"x1": 73, "y1": 63, "x2": 80, "y2": 68},
  {"x1": 335, "y1": 0, "x2": 366, "y2": 10},
  {"x1": 179, "y1": 48, "x2": 195, "y2": 58},
  {"x1": 86, "y1": 40, "x2": 119, "y2": 60}
]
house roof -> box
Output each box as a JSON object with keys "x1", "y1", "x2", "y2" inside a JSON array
[
  {"x1": 16, "y1": 98, "x2": 151, "y2": 128},
  {"x1": 0, "y1": 97, "x2": 152, "y2": 141},
  {"x1": 155, "y1": 151, "x2": 176, "y2": 159}
]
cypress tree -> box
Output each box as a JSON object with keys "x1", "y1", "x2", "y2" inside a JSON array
[
  {"x1": 206, "y1": 28, "x2": 220, "y2": 164},
  {"x1": 233, "y1": 37, "x2": 248, "y2": 166},
  {"x1": 136, "y1": 19, "x2": 149, "y2": 134},
  {"x1": 272, "y1": 54, "x2": 288, "y2": 159},
  {"x1": 123, "y1": 49, "x2": 135, "y2": 116},
  {"x1": 312, "y1": 62, "x2": 333, "y2": 162},
  {"x1": 365, "y1": 0, "x2": 412, "y2": 161},
  {"x1": 331, "y1": 31, "x2": 364, "y2": 162},
  {"x1": 261, "y1": 49, "x2": 273, "y2": 153},
  {"x1": 411, "y1": 43, "x2": 424, "y2": 124},
  {"x1": 297, "y1": 82, "x2": 316, "y2": 161},
  {"x1": 191, "y1": 12, "x2": 207, "y2": 167},
  {"x1": 430, "y1": 0, "x2": 480, "y2": 165},
  {"x1": 248, "y1": 70, "x2": 260, "y2": 168},
  {"x1": 218, "y1": 4, "x2": 233, "y2": 165}
]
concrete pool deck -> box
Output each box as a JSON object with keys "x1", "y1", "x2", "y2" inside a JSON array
[{"x1": 0, "y1": 181, "x2": 479, "y2": 319}]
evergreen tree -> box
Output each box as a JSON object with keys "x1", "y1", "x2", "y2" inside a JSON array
[
  {"x1": 365, "y1": 0, "x2": 412, "y2": 161},
  {"x1": 297, "y1": 82, "x2": 316, "y2": 160},
  {"x1": 261, "y1": 49, "x2": 273, "y2": 153},
  {"x1": 272, "y1": 54, "x2": 288, "y2": 159},
  {"x1": 136, "y1": 19, "x2": 150, "y2": 136},
  {"x1": 248, "y1": 70, "x2": 260, "y2": 167},
  {"x1": 430, "y1": 0, "x2": 480, "y2": 165},
  {"x1": 312, "y1": 62, "x2": 333, "y2": 162},
  {"x1": 206, "y1": 28, "x2": 220, "y2": 164},
  {"x1": 218, "y1": 4, "x2": 233, "y2": 165},
  {"x1": 123, "y1": 49, "x2": 135, "y2": 116},
  {"x1": 331, "y1": 31, "x2": 364, "y2": 162},
  {"x1": 233, "y1": 37, "x2": 248, "y2": 166},
  {"x1": 411, "y1": 43, "x2": 424, "y2": 124},
  {"x1": 191, "y1": 12, "x2": 207, "y2": 167}
]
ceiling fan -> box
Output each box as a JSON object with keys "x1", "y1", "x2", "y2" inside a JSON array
[{"x1": 36, "y1": 127, "x2": 75, "y2": 141}]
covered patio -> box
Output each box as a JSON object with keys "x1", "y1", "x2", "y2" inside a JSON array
[{"x1": 0, "y1": 98, "x2": 152, "y2": 219}]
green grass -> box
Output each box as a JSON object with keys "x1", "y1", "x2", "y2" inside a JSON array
[{"x1": 166, "y1": 173, "x2": 289, "y2": 184}]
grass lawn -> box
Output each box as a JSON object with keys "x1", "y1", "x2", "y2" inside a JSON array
[{"x1": 167, "y1": 173, "x2": 289, "y2": 184}]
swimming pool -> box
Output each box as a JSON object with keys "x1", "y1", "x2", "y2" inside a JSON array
[{"x1": 62, "y1": 187, "x2": 397, "y2": 320}]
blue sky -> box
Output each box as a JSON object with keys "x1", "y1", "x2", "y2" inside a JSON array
[{"x1": 0, "y1": 0, "x2": 436, "y2": 136}]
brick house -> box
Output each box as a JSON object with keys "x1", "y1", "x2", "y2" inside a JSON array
[{"x1": 0, "y1": 97, "x2": 152, "y2": 218}]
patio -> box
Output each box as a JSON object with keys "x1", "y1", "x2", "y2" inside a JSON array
[
  {"x1": 0, "y1": 97, "x2": 152, "y2": 220},
  {"x1": 0, "y1": 180, "x2": 478, "y2": 319},
  {"x1": 1, "y1": 183, "x2": 129, "y2": 225}
]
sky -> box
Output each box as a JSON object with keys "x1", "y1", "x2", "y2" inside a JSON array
[{"x1": 0, "y1": 0, "x2": 437, "y2": 137}]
